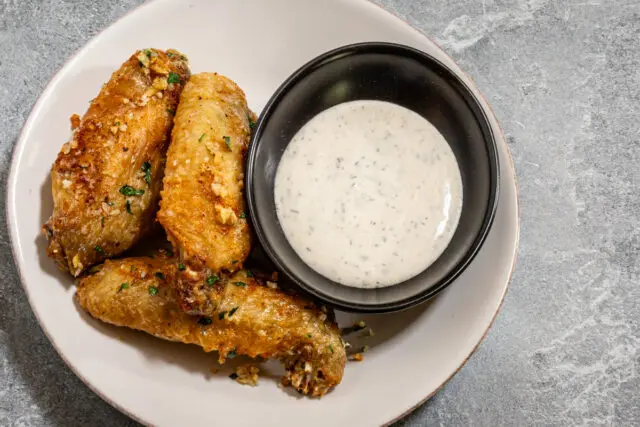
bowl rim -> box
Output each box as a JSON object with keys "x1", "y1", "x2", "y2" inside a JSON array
[{"x1": 246, "y1": 41, "x2": 500, "y2": 312}]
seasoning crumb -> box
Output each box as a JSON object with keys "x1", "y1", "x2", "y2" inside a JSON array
[
  {"x1": 232, "y1": 364, "x2": 260, "y2": 386},
  {"x1": 70, "y1": 114, "x2": 80, "y2": 130},
  {"x1": 349, "y1": 353, "x2": 364, "y2": 362}
]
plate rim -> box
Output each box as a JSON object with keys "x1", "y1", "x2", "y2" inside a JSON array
[{"x1": 5, "y1": 0, "x2": 520, "y2": 425}]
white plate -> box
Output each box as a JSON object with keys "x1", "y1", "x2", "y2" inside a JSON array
[{"x1": 7, "y1": 0, "x2": 519, "y2": 425}]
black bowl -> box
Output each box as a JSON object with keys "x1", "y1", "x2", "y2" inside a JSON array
[{"x1": 246, "y1": 42, "x2": 499, "y2": 313}]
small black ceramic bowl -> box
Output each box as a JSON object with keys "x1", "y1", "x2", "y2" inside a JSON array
[{"x1": 246, "y1": 42, "x2": 499, "y2": 313}]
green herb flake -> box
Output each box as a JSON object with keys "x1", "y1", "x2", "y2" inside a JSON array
[
  {"x1": 249, "y1": 118, "x2": 256, "y2": 129},
  {"x1": 119, "y1": 185, "x2": 145, "y2": 197},
  {"x1": 94, "y1": 245, "x2": 105, "y2": 254},
  {"x1": 118, "y1": 283, "x2": 129, "y2": 292},
  {"x1": 239, "y1": 212, "x2": 246, "y2": 219},
  {"x1": 328, "y1": 345, "x2": 335, "y2": 354},
  {"x1": 125, "y1": 200, "x2": 133, "y2": 215},
  {"x1": 141, "y1": 161, "x2": 152, "y2": 185},
  {"x1": 218, "y1": 311, "x2": 227, "y2": 320},
  {"x1": 167, "y1": 52, "x2": 175, "y2": 58},
  {"x1": 206, "y1": 275, "x2": 219, "y2": 286},
  {"x1": 227, "y1": 349, "x2": 237, "y2": 359},
  {"x1": 167, "y1": 72, "x2": 180, "y2": 84},
  {"x1": 178, "y1": 263, "x2": 186, "y2": 271},
  {"x1": 306, "y1": 333, "x2": 312, "y2": 339},
  {"x1": 130, "y1": 265, "x2": 136, "y2": 272},
  {"x1": 154, "y1": 272, "x2": 165, "y2": 280},
  {"x1": 229, "y1": 373, "x2": 238, "y2": 380},
  {"x1": 198, "y1": 317, "x2": 212, "y2": 325},
  {"x1": 223, "y1": 136, "x2": 231, "y2": 150},
  {"x1": 167, "y1": 108, "x2": 175, "y2": 115},
  {"x1": 233, "y1": 281, "x2": 247, "y2": 287},
  {"x1": 231, "y1": 260, "x2": 238, "y2": 265},
  {"x1": 245, "y1": 270, "x2": 254, "y2": 277},
  {"x1": 148, "y1": 286, "x2": 159, "y2": 296},
  {"x1": 198, "y1": 133, "x2": 206, "y2": 142},
  {"x1": 228, "y1": 307, "x2": 239, "y2": 317},
  {"x1": 165, "y1": 248, "x2": 174, "y2": 257},
  {"x1": 142, "y1": 48, "x2": 152, "y2": 58}
]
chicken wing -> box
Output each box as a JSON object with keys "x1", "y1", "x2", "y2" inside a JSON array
[
  {"x1": 157, "y1": 72, "x2": 254, "y2": 312},
  {"x1": 42, "y1": 48, "x2": 190, "y2": 276},
  {"x1": 76, "y1": 256, "x2": 346, "y2": 397}
]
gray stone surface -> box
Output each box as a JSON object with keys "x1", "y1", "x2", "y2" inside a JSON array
[{"x1": 1, "y1": 0, "x2": 638, "y2": 425}]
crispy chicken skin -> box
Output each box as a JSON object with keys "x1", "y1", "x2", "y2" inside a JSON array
[
  {"x1": 157, "y1": 73, "x2": 254, "y2": 312},
  {"x1": 76, "y1": 257, "x2": 346, "y2": 397},
  {"x1": 42, "y1": 49, "x2": 190, "y2": 276}
]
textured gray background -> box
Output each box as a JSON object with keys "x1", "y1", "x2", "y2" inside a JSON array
[{"x1": 1, "y1": 0, "x2": 639, "y2": 425}]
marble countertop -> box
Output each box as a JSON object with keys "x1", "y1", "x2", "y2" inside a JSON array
[{"x1": 1, "y1": 0, "x2": 639, "y2": 425}]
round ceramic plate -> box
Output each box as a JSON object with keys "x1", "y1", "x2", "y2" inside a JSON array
[{"x1": 7, "y1": 0, "x2": 519, "y2": 425}]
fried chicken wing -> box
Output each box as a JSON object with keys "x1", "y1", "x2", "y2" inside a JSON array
[
  {"x1": 158, "y1": 73, "x2": 253, "y2": 271},
  {"x1": 76, "y1": 257, "x2": 346, "y2": 397},
  {"x1": 42, "y1": 49, "x2": 190, "y2": 276},
  {"x1": 157, "y1": 72, "x2": 254, "y2": 312}
]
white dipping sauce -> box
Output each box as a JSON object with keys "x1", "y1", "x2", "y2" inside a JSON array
[{"x1": 274, "y1": 100, "x2": 463, "y2": 289}]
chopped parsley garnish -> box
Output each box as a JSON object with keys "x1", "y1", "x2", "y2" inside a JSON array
[
  {"x1": 142, "y1": 48, "x2": 152, "y2": 57},
  {"x1": 228, "y1": 307, "x2": 239, "y2": 317},
  {"x1": 227, "y1": 349, "x2": 237, "y2": 359},
  {"x1": 249, "y1": 117, "x2": 256, "y2": 129},
  {"x1": 178, "y1": 263, "x2": 186, "y2": 271},
  {"x1": 130, "y1": 265, "x2": 136, "y2": 271},
  {"x1": 118, "y1": 283, "x2": 129, "y2": 292},
  {"x1": 229, "y1": 373, "x2": 238, "y2": 380},
  {"x1": 198, "y1": 133, "x2": 206, "y2": 142},
  {"x1": 233, "y1": 281, "x2": 247, "y2": 287},
  {"x1": 167, "y1": 52, "x2": 175, "y2": 58},
  {"x1": 119, "y1": 185, "x2": 145, "y2": 197},
  {"x1": 94, "y1": 245, "x2": 105, "y2": 254},
  {"x1": 218, "y1": 311, "x2": 227, "y2": 320},
  {"x1": 167, "y1": 72, "x2": 180, "y2": 84},
  {"x1": 206, "y1": 275, "x2": 219, "y2": 286},
  {"x1": 223, "y1": 136, "x2": 231, "y2": 150},
  {"x1": 125, "y1": 200, "x2": 133, "y2": 215},
  {"x1": 306, "y1": 333, "x2": 312, "y2": 339},
  {"x1": 328, "y1": 345, "x2": 335, "y2": 354},
  {"x1": 198, "y1": 317, "x2": 212, "y2": 325},
  {"x1": 245, "y1": 270, "x2": 253, "y2": 277},
  {"x1": 154, "y1": 272, "x2": 165, "y2": 280},
  {"x1": 231, "y1": 260, "x2": 238, "y2": 265},
  {"x1": 239, "y1": 212, "x2": 246, "y2": 219},
  {"x1": 141, "y1": 161, "x2": 152, "y2": 185},
  {"x1": 165, "y1": 248, "x2": 174, "y2": 257},
  {"x1": 167, "y1": 108, "x2": 175, "y2": 115},
  {"x1": 148, "y1": 286, "x2": 159, "y2": 296}
]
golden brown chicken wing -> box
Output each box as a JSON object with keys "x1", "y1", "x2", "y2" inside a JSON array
[
  {"x1": 76, "y1": 257, "x2": 346, "y2": 397},
  {"x1": 157, "y1": 72, "x2": 254, "y2": 312},
  {"x1": 42, "y1": 48, "x2": 190, "y2": 276}
]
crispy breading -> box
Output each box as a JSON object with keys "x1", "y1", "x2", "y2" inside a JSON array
[
  {"x1": 42, "y1": 48, "x2": 190, "y2": 276},
  {"x1": 76, "y1": 257, "x2": 346, "y2": 397}
]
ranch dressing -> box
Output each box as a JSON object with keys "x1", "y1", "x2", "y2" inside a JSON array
[{"x1": 274, "y1": 100, "x2": 463, "y2": 289}]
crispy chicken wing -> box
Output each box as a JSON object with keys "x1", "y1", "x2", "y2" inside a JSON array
[
  {"x1": 157, "y1": 73, "x2": 254, "y2": 312},
  {"x1": 42, "y1": 49, "x2": 190, "y2": 276},
  {"x1": 76, "y1": 257, "x2": 346, "y2": 397}
]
